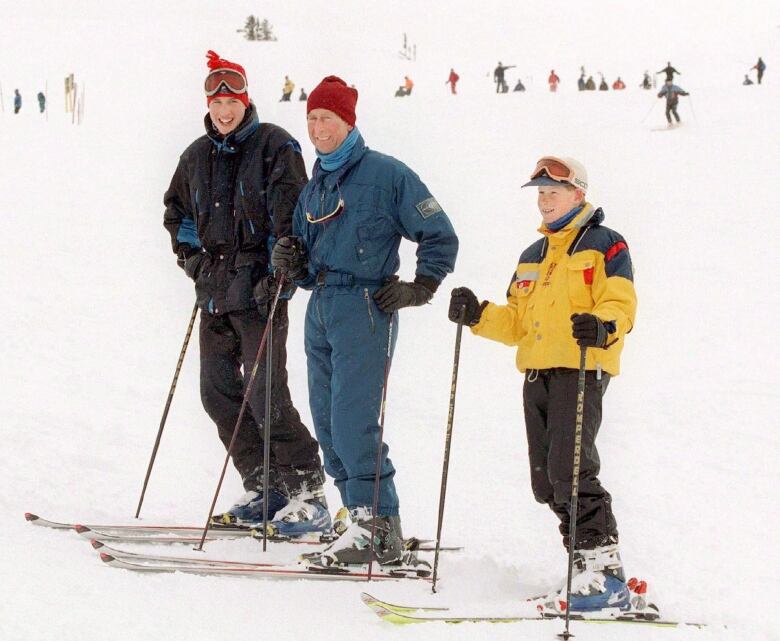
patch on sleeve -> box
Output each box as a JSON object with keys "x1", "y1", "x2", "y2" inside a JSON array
[{"x1": 415, "y1": 197, "x2": 443, "y2": 219}]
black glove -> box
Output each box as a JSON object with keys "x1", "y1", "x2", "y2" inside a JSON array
[
  {"x1": 373, "y1": 277, "x2": 435, "y2": 313},
  {"x1": 271, "y1": 236, "x2": 308, "y2": 281},
  {"x1": 571, "y1": 313, "x2": 613, "y2": 348},
  {"x1": 253, "y1": 273, "x2": 294, "y2": 306},
  {"x1": 180, "y1": 249, "x2": 206, "y2": 281},
  {"x1": 448, "y1": 287, "x2": 484, "y2": 326}
]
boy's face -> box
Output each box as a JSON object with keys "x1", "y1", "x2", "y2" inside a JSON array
[
  {"x1": 537, "y1": 185, "x2": 584, "y2": 225},
  {"x1": 209, "y1": 97, "x2": 247, "y2": 135}
]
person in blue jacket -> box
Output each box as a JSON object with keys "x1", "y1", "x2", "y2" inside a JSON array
[
  {"x1": 14, "y1": 89, "x2": 22, "y2": 114},
  {"x1": 271, "y1": 76, "x2": 459, "y2": 568},
  {"x1": 657, "y1": 80, "x2": 689, "y2": 126}
]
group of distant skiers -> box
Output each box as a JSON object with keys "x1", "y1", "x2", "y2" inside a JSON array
[{"x1": 7, "y1": 89, "x2": 46, "y2": 114}]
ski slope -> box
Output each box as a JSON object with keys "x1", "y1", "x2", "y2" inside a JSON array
[{"x1": 1, "y1": 2, "x2": 779, "y2": 640}]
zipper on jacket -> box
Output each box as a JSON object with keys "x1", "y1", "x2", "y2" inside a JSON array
[{"x1": 364, "y1": 288, "x2": 376, "y2": 334}]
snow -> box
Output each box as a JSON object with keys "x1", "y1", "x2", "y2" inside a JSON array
[{"x1": 1, "y1": 1, "x2": 779, "y2": 640}]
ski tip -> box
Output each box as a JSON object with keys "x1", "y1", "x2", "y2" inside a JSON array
[
  {"x1": 74, "y1": 525, "x2": 91, "y2": 534},
  {"x1": 24, "y1": 512, "x2": 39, "y2": 522},
  {"x1": 360, "y1": 592, "x2": 376, "y2": 604},
  {"x1": 90, "y1": 539, "x2": 104, "y2": 550},
  {"x1": 99, "y1": 553, "x2": 116, "y2": 564}
]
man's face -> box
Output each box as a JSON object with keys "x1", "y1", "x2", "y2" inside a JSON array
[
  {"x1": 208, "y1": 97, "x2": 246, "y2": 135},
  {"x1": 307, "y1": 108, "x2": 352, "y2": 154},
  {"x1": 537, "y1": 185, "x2": 584, "y2": 225}
]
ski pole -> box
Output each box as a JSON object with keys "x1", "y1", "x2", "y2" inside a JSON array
[
  {"x1": 195, "y1": 279, "x2": 286, "y2": 551},
  {"x1": 135, "y1": 302, "x2": 199, "y2": 518},
  {"x1": 560, "y1": 345, "x2": 588, "y2": 641},
  {"x1": 260, "y1": 299, "x2": 275, "y2": 552},
  {"x1": 688, "y1": 95, "x2": 697, "y2": 123},
  {"x1": 640, "y1": 100, "x2": 656, "y2": 123},
  {"x1": 367, "y1": 313, "x2": 395, "y2": 581},
  {"x1": 432, "y1": 306, "x2": 466, "y2": 593}
]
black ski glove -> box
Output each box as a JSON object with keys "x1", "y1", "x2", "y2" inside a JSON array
[
  {"x1": 571, "y1": 313, "x2": 615, "y2": 348},
  {"x1": 253, "y1": 273, "x2": 294, "y2": 319},
  {"x1": 180, "y1": 249, "x2": 207, "y2": 281},
  {"x1": 271, "y1": 236, "x2": 308, "y2": 281},
  {"x1": 373, "y1": 276, "x2": 436, "y2": 314},
  {"x1": 448, "y1": 287, "x2": 484, "y2": 326}
]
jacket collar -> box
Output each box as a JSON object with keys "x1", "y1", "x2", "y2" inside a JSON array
[
  {"x1": 539, "y1": 203, "x2": 604, "y2": 237},
  {"x1": 312, "y1": 133, "x2": 368, "y2": 189},
  {"x1": 204, "y1": 103, "x2": 260, "y2": 153}
]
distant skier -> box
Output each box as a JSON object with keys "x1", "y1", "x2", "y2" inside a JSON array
[
  {"x1": 743, "y1": 74, "x2": 754, "y2": 86},
  {"x1": 448, "y1": 155, "x2": 637, "y2": 615},
  {"x1": 14, "y1": 89, "x2": 21, "y2": 114},
  {"x1": 657, "y1": 61, "x2": 680, "y2": 83},
  {"x1": 446, "y1": 68, "x2": 460, "y2": 94},
  {"x1": 37, "y1": 91, "x2": 46, "y2": 113},
  {"x1": 598, "y1": 75, "x2": 609, "y2": 91},
  {"x1": 280, "y1": 75, "x2": 294, "y2": 102},
  {"x1": 548, "y1": 70, "x2": 560, "y2": 92},
  {"x1": 657, "y1": 79, "x2": 689, "y2": 127},
  {"x1": 612, "y1": 77, "x2": 626, "y2": 90},
  {"x1": 585, "y1": 76, "x2": 596, "y2": 90},
  {"x1": 641, "y1": 71, "x2": 652, "y2": 89},
  {"x1": 494, "y1": 62, "x2": 515, "y2": 93},
  {"x1": 394, "y1": 75, "x2": 414, "y2": 97},
  {"x1": 513, "y1": 78, "x2": 526, "y2": 92},
  {"x1": 752, "y1": 57, "x2": 766, "y2": 84},
  {"x1": 578, "y1": 71, "x2": 586, "y2": 91}
]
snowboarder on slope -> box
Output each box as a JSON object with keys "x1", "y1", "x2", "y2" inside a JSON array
[
  {"x1": 271, "y1": 76, "x2": 458, "y2": 568},
  {"x1": 448, "y1": 156, "x2": 636, "y2": 613},
  {"x1": 163, "y1": 50, "x2": 328, "y2": 534}
]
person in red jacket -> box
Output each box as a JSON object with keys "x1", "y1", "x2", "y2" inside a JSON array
[
  {"x1": 612, "y1": 77, "x2": 626, "y2": 90},
  {"x1": 446, "y1": 68, "x2": 460, "y2": 94},
  {"x1": 548, "y1": 69, "x2": 560, "y2": 92}
]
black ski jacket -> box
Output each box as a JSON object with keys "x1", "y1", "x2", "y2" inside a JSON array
[{"x1": 164, "y1": 104, "x2": 307, "y2": 314}]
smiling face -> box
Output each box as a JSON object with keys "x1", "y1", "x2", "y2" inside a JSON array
[
  {"x1": 537, "y1": 184, "x2": 584, "y2": 225},
  {"x1": 307, "y1": 108, "x2": 353, "y2": 154},
  {"x1": 208, "y1": 97, "x2": 247, "y2": 135}
]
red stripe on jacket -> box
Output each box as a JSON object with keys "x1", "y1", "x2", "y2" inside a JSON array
[{"x1": 605, "y1": 241, "x2": 627, "y2": 263}]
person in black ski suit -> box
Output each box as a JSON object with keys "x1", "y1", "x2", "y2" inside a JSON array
[
  {"x1": 657, "y1": 80, "x2": 689, "y2": 125},
  {"x1": 163, "y1": 50, "x2": 328, "y2": 535},
  {"x1": 753, "y1": 57, "x2": 766, "y2": 84},
  {"x1": 657, "y1": 62, "x2": 680, "y2": 83},
  {"x1": 494, "y1": 62, "x2": 515, "y2": 93}
]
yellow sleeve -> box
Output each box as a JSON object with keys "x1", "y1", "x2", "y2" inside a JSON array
[
  {"x1": 471, "y1": 264, "x2": 535, "y2": 346},
  {"x1": 591, "y1": 256, "x2": 637, "y2": 340}
]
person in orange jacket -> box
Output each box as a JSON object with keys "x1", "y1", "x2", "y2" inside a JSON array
[
  {"x1": 612, "y1": 77, "x2": 626, "y2": 90},
  {"x1": 548, "y1": 69, "x2": 560, "y2": 92},
  {"x1": 446, "y1": 68, "x2": 460, "y2": 94}
]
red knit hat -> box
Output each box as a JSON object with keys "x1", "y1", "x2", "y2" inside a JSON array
[
  {"x1": 307, "y1": 76, "x2": 358, "y2": 126},
  {"x1": 205, "y1": 50, "x2": 250, "y2": 108}
]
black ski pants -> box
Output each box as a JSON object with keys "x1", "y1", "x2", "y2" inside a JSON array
[
  {"x1": 199, "y1": 303, "x2": 323, "y2": 495},
  {"x1": 523, "y1": 367, "x2": 618, "y2": 550},
  {"x1": 665, "y1": 102, "x2": 680, "y2": 123}
]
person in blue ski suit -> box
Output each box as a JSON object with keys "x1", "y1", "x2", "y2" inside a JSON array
[
  {"x1": 271, "y1": 76, "x2": 459, "y2": 567},
  {"x1": 14, "y1": 89, "x2": 22, "y2": 114},
  {"x1": 657, "y1": 80, "x2": 689, "y2": 125}
]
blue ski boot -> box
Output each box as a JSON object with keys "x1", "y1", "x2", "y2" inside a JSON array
[
  {"x1": 266, "y1": 487, "x2": 332, "y2": 538},
  {"x1": 533, "y1": 544, "x2": 631, "y2": 614},
  {"x1": 211, "y1": 488, "x2": 289, "y2": 527}
]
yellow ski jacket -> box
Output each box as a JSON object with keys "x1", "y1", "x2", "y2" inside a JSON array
[{"x1": 472, "y1": 204, "x2": 636, "y2": 376}]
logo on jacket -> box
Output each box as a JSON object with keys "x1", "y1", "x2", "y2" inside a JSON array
[{"x1": 416, "y1": 197, "x2": 442, "y2": 219}]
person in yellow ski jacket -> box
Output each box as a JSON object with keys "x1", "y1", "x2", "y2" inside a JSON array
[{"x1": 447, "y1": 156, "x2": 637, "y2": 613}]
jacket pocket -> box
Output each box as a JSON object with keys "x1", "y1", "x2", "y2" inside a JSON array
[{"x1": 567, "y1": 258, "x2": 594, "y2": 309}]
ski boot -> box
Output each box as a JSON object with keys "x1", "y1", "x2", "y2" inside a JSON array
[
  {"x1": 531, "y1": 544, "x2": 631, "y2": 614},
  {"x1": 265, "y1": 487, "x2": 332, "y2": 539},
  {"x1": 211, "y1": 488, "x2": 289, "y2": 528},
  {"x1": 304, "y1": 507, "x2": 431, "y2": 578}
]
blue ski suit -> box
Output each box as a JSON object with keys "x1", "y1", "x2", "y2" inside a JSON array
[{"x1": 292, "y1": 133, "x2": 458, "y2": 515}]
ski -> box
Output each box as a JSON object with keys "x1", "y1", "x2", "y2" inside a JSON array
[
  {"x1": 27, "y1": 512, "x2": 460, "y2": 550},
  {"x1": 360, "y1": 593, "x2": 707, "y2": 628},
  {"x1": 99, "y1": 552, "x2": 431, "y2": 582},
  {"x1": 89, "y1": 539, "x2": 278, "y2": 568}
]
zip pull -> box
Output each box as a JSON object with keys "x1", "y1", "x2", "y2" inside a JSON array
[{"x1": 596, "y1": 363, "x2": 602, "y2": 381}]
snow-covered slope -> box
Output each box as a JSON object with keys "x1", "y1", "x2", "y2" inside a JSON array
[{"x1": 1, "y1": 2, "x2": 779, "y2": 640}]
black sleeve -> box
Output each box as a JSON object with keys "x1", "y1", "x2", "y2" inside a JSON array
[
  {"x1": 163, "y1": 157, "x2": 199, "y2": 256},
  {"x1": 265, "y1": 142, "x2": 309, "y2": 240}
]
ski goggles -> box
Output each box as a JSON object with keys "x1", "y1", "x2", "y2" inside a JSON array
[
  {"x1": 530, "y1": 156, "x2": 577, "y2": 183},
  {"x1": 204, "y1": 69, "x2": 248, "y2": 96},
  {"x1": 305, "y1": 182, "x2": 345, "y2": 224}
]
